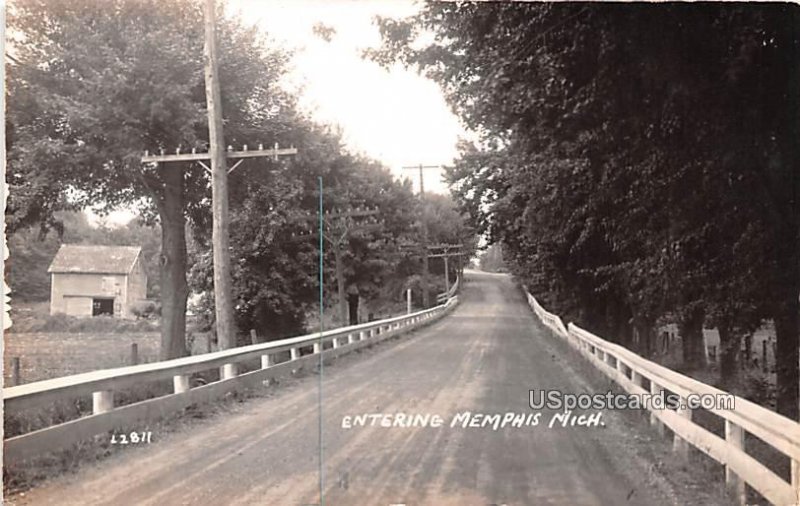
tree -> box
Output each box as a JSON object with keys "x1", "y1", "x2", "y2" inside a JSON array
[
  {"x1": 373, "y1": 3, "x2": 800, "y2": 418},
  {"x1": 8, "y1": 0, "x2": 295, "y2": 358},
  {"x1": 185, "y1": 119, "x2": 426, "y2": 341},
  {"x1": 6, "y1": 211, "x2": 161, "y2": 303}
]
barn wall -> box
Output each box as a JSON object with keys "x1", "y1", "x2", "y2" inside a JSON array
[
  {"x1": 50, "y1": 273, "x2": 129, "y2": 318},
  {"x1": 126, "y1": 257, "x2": 148, "y2": 316}
]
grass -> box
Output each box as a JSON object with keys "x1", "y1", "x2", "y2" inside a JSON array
[
  {"x1": 4, "y1": 330, "x2": 214, "y2": 387},
  {"x1": 4, "y1": 378, "x2": 225, "y2": 496},
  {"x1": 8, "y1": 299, "x2": 161, "y2": 334},
  {"x1": 644, "y1": 334, "x2": 787, "y2": 506},
  {"x1": 2, "y1": 295, "x2": 430, "y2": 495},
  {"x1": 2, "y1": 323, "x2": 391, "y2": 497},
  {"x1": 4, "y1": 331, "x2": 161, "y2": 386},
  {"x1": 9, "y1": 308, "x2": 159, "y2": 334}
]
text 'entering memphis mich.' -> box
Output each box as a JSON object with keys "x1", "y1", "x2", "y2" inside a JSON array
[{"x1": 341, "y1": 411, "x2": 605, "y2": 430}]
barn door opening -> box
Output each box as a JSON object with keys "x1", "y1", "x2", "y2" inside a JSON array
[{"x1": 92, "y1": 298, "x2": 114, "y2": 316}]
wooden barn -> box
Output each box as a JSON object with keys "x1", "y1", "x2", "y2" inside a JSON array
[{"x1": 47, "y1": 245, "x2": 147, "y2": 319}]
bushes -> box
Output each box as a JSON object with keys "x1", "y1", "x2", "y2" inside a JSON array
[{"x1": 130, "y1": 300, "x2": 160, "y2": 320}]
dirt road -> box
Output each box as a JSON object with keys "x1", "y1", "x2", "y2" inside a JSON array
[{"x1": 13, "y1": 272, "x2": 724, "y2": 505}]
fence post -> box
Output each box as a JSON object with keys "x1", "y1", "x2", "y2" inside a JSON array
[
  {"x1": 631, "y1": 371, "x2": 644, "y2": 389},
  {"x1": 772, "y1": 341, "x2": 777, "y2": 370},
  {"x1": 130, "y1": 343, "x2": 139, "y2": 365},
  {"x1": 92, "y1": 390, "x2": 114, "y2": 414},
  {"x1": 11, "y1": 356, "x2": 20, "y2": 386},
  {"x1": 615, "y1": 358, "x2": 626, "y2": 377},
  {"x1": 173, "y1": 374, "x2": 190, "y2": 393},
  {"x1": 347, "y1": 333, "x2": 354, "y2": 344},
  {"x1": 649, "y1": 380, "x2": 665, "y2": 436},
  {"x1": 407, "y1": 288, "x2": 412, "y2": 314},
  {"x1": 724, "y1": 420, "x2": 746, "y2": 506},
  {"x1": 673, "y1": 405, "x2": 692, "y2": 461},
  {"x1": 261, "y1": 354, "x2": 274, "y2": 369},
  {"x1": 313, "y1": 342, "x2": 321, "y2": 354},
  {"x1": 289, "y1": 347, "x2": 300, "y2": 374},
  {"x1": 221, "y1": 363, "x2": 238, "y2": 380},
  {"x1": 250, "y1": 329, "x2": 258, "y2": 345}
]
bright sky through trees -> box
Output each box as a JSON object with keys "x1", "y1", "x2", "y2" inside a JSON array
[
  {"x1": 95, "y1": 0, "x2": 463, "y2": 226},
  {"x1": 229, "y1": 0, "x2": 464, "y2": 194}
]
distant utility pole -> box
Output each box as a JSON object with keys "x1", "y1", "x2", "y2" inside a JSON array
[
  {"x1": 399, "y1": 241, "x2": 463, "y2": 300},
  {"x1": 428, "y1": 243, "x2": 463, "y2": 294},
  {"x1": 402, "y1": 164, "x2": 441, "y2": 308},
  {"x1": 296, "y1": 207, "x2": 381, "y2": 325},
  {"x1": 142, "y1": 0, "x2": 297, "y2": 355}
]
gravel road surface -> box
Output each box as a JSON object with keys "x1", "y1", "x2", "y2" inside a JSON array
[{"x1": 12, "y1": 271, "x2": 725, "y2": 506}]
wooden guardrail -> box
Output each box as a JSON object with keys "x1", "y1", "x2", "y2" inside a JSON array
[
  {"x1": 524, "y1": 289, "x2": 800, "y2": 506},
  {"x1": 4, "y1": 296, "x2": 460, "y2": 464},
  {"x1": 436, "y1": 276, "x2": 460, "y2": 304}
]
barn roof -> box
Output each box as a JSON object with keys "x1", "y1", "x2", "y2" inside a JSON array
[{"x1": 47, "y1": 245, "x2": 142, "y2": 275}]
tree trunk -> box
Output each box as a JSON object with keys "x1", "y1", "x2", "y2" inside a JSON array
[
  {"x1": 743, "y1": 334, "x2": 752, "y2": 366},
  {"x1": 718, "y1": 318, "x2": 741, "y2": 383},
  {"x1": 348, "y1": 292, "x2": 359, "y2": 326},
  {"x1": 774, "y1": 295, "x2": 799, "y2": 420},
  {"x1": 158, "y1": 164, "x2": 189, "y2": 360},
  {"x1": 679, "y1": 307, "x2": 706, "y2": 370},
  {"x1": 632, "y1": 316, "x2": 654, "y2": 358},
  {"x1": 335, "y1": 244, "x2": 347, "y2": 325},
  {"x1": 609, "y1": 297, "x2": 633, "y2": 348}
]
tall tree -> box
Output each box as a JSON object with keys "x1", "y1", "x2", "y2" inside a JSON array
[
  {"x1": 188, "y1": 124, "x2": 426, "y2": 341},
  {"x1": 373, "y1": 3, "x2": 800, "y2": 418},
  {"x1": 8, "y1": 0, "x2": 294, "y2": 358}
]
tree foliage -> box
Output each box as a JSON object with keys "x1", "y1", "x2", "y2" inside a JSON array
[
  {"x1": 6, "y1": 211, "x2": 161, "y2": 302},
  {"x1": 7, "y1": 0, "x2": 295, "y2": 358},
  {"x1": 373, "y1": 3, "x2": 800, "y2": 419},
  {"x1": 186, "y1": 123, "x2": 475, "y2": 341},
  {"x1": 5, "y1": 0, "x2": 481, "y2": 359}
]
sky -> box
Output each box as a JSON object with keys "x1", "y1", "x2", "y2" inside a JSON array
[
  {"x1": 94, "y1": 0, "x2": 465, "y2": 226},
  {"x1": 229, "y1": 0, "x2": 465, "y2": 193}
]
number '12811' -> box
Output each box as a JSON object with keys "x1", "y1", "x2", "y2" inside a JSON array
[{"x1": 111, "y1": 431, "x2": 152, "y2": 444}]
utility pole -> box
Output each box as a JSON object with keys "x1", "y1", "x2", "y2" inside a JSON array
[
  {"x1": 400, "y1": 241, "x2": 463, "y2": 301},
  {"x1": 402, "y1": 164, "x2": 440, "y2": 308},
  {"x1": 429, "y1": 244, "x2": 462, "y2": 293},
  {"x1": 428, "y1": 243, "x2": 463, "y2": 295},
  {"x1": 141, "y1": 0, "x2": 297, "y2": 355},
  {"x1": 203, "y1": 0, "x2": 235, "y2": 352},
  {"x1": 295, "y1": 207, "x2": 381, "y2": 325}
]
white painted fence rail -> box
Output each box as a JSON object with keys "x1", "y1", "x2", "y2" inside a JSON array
[
  {"x1": 524, "y1": 289, "x2": 800, "y2": 506},
  {"x1": 4, "y1": 295, "x2": 460, "y2": 464}
]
